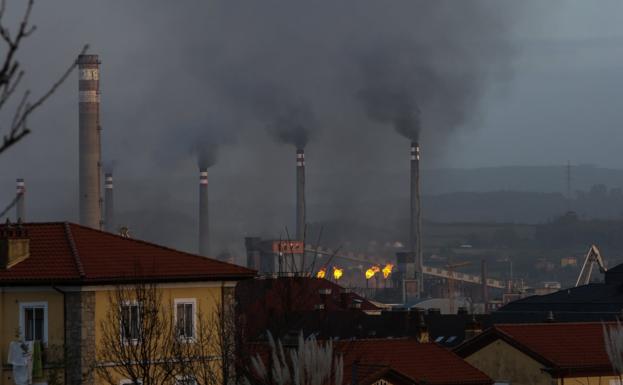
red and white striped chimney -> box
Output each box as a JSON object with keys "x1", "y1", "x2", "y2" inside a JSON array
[
  {"x1": 77, "y1": 54, "x2": 102, "y2": 229},
  {"x1": 15, "y1": 178, "x2": 25, "y2": 222},
  {"x1": 296, "y1": 148, "x2": 306, "y2": 242},
  {"x1": 198, "y1": 168, "x2": 209, "y2": 256},
  {"x1": 104, "y1": 173, "x2": 114, "y2": 232}
]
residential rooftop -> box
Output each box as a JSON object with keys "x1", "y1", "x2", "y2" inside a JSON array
[{"x1": 0, "y1": 222, "x2": 256, "y2": 285}]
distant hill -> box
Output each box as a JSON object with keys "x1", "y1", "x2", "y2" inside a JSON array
[{"x1": 2, "y1": 164, "x2": 623, "y2": 256}]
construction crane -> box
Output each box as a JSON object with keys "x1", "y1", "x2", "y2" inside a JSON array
[
  {"x1": 575, "y1": 244, "x2": 607, "y2": 287},
  {"x1": 446, "y1": 261, "x2": 471, "y2": 314}
]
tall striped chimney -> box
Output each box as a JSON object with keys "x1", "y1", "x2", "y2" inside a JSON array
[
  {"x1": 15, "y1": 178, "x2": 25, "y2": 222},
  {"x1": 198, "y1": 168, "x2": 209, "y2": 256},
  {"x1": 296, "y1": 148, "x2": 306, "y2": 242},
  {"x1": 410, "y1": 142, "x2": 423, "y2": 297},
  {"x1": 104, "y1": 173, "x2": 114, "y2": 232},
  {"x1": 77, "y1": 54, "x2": 102, "y2": 229}
]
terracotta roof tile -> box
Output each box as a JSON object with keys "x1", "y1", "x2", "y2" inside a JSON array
[
  {"x1": 0, "y1": 222, "x2": 255, "y2": 284},
  {"x1": 337, "y1": 339, "x2": 492, "y2": 385},
  {"x1": 495, "y1": 323, "x2": 613, "y2": 369}
]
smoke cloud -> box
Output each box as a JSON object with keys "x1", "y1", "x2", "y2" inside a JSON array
[
  {"x1": 352, "y1": 6, "x2": 514, "y2": 142},
  {"x1": 228, "y1": 83, "x2": 316, "y2": 149},
  {"x1": 0, "y1": 0, "x2": 524, "y2": 257}
]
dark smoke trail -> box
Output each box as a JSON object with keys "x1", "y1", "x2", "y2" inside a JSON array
[
  {"x1": 230, "y1": 82, "x2": 317, "y2": 149},
  {"x1": 266, "y1": 98, "x2": 315, "y2": 149},
  {"x1": 195, "y1": 139, "x2": 220, "y2": 169},
  {"x1": 356, "y1": 48, "x2": 425, "y2": 141}
]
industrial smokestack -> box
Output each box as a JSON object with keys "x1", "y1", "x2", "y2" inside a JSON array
[
  {"x1": 198, "y1": 168, "x2": 209, "y2": 256},
  {"x1": 15, "y1": 178, "x2": 25, "y2": 222},
  {"x1": 410, "y1": 142, "x2": 423, "y2": 297},
  {"x1": 296, "y1": 148, "x2": 306, "y2": 242},
  {"x1": 104, "y1": 173, "x2": 114, "y2": 232},
  {"x1": 77, "y1": 54, "x2": 102, "y2": 229}
]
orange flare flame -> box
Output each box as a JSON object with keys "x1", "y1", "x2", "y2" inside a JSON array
[
  {"x1": 316, "y1": 268, "x2": 326, "y2": 279},
  {"x1": 382, "y1": 263, "x2": 394, "y2": 279},
  {"x1": 365, "y1": 265, "x2": 380, "y2": 279}
]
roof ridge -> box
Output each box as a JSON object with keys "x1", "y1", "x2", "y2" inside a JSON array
[
  {"x1": 64, "y1": 222, "x2": 85, "y2": 278},
  {"x1": 67, "y1": 222, "x2": 254, "y2": 274}
]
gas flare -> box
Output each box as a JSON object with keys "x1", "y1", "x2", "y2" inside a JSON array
[
  {"x1": 365, "y1": 265, "x2": 380, "y2": 280},
  {"x1": 333, "y1": 266, "x2": 343, "y2": 280},
  {"x1": 382, "y1": 263, "x2": 394, "y2": 279}
]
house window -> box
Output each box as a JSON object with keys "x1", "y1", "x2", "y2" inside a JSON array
[
  {"x1": 19, "y1": 302, "x2": 47, "y2": 343},
  {"x1": 174, "y1": 299, "x2": 196, "y2": 340},
  {"x1": 121, "y1": 303, "x2": 141, "y2": 342},
  {"x1": 176, "y1": 375, "x2": 197, "y2": 385}
]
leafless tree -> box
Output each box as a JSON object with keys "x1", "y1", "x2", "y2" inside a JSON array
[
  {"x1": 96, "y1": 282, "x2": 177, "y2": 385},
  {"x1": 171, "y1": 290, "x2": 238, "y2": 385},
  {"x1": 0, "y1": 0, "x2": 87, "y2": 217},
  {"x1": 96, "y1": 282, "x2": 240, "y2": 385}
]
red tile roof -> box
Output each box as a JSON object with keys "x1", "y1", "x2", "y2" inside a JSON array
[
  {"x1": 337, "y1": 339, "x2": 492, "y2": 385},
  {"x1": 455, "y1": 322, "x2": 617, "y2": 376},
  {"x1": 0, "y1": 222, "x2": 255, "y2": 284}
]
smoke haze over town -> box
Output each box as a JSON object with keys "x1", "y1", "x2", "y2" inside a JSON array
[{"x1": 1, "y1": 1, "x2": 623, "y2": 259}]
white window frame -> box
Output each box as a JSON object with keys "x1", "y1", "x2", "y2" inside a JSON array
[
  {"x1": 19, "y1": 301, "x2": 48, "y2": 343},
  {"x1": 175, "y1": 375, "x2": 197, "y2": 385},
  {"x1": 174, "y1": 298, "x2": 197, "y2": 342},
  {"x1": 120, "y1": 300, "x2": 142, "y2": 344}
]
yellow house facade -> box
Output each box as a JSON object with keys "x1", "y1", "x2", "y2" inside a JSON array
[
  {"x1": 0, "y1": 222, "x2": 255, "y2": 385},
  {"x1": 454, "y1": 322, "x2": 620, "y2": 385}
]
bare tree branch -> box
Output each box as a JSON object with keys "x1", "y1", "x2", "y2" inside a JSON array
[
  {"x1": 0, "y1": 193, "x2": 17, "y2": 218},
  {"x1": 0, "y1": 0, "x2": 88, "y2": 156},
  {"x1": 96, "y1": 282, "x2": 241, "y2": 385}
]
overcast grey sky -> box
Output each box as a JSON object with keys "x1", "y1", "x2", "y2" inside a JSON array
[
  {"x1": 0, "y1": 1, "x2": 622, "y2": 253},
  {"x1": 0, "y1": 0, "x2": 618, "y2": 174}
]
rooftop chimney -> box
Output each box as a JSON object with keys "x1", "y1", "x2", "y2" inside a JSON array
[
  {"x1": 77, "y1": 54, "x2": 102, "y2": 229},
  {"x1": 15, "y1": 178, "x2": 25, "y2": 222},
  {"x1": 0, "y1": 221, "x2": 29, "y2": 269},
  {"x1": 296, "y1": 148, "x2": 306, "y2": 242},
  {"x1": 410, "y1": 142, "x2": 423, "y2": 296},
  {"x1": 465, "y1": 315, "x2": 483, "y2": 341},
  {"x1": 104, "y1": 173, "x2": 114, "y2": 232},
  {"x1": 198, "y1": 168, "x2": 209, "y2": 256}
]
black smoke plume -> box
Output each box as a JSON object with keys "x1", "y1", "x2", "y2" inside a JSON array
[
  {"x1": 5, "y1": 0, "x2": 523, "y2": 256},
  {"x1": 265, "y1": 97, "x2": 316, "y2": 149},
  {"x1": 195, "y1": 139, "x2": 219, "y2": 169},
  {"x1": 226, "y1": 82, "x2": 317, "y2": 149}
]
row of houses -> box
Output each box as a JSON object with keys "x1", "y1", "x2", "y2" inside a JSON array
[{"x1": 1, "y1": 221, "x2": 622, "y2": 385}]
